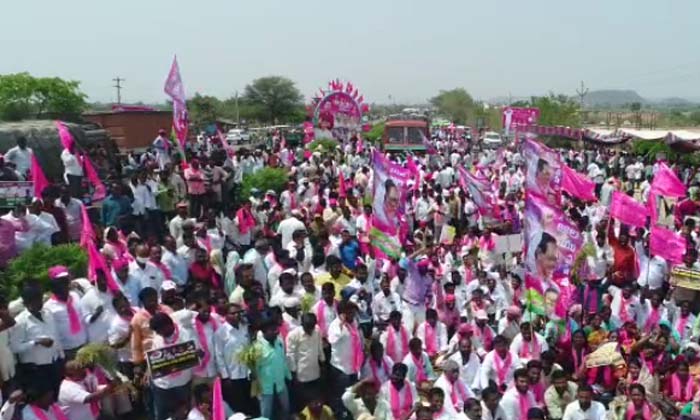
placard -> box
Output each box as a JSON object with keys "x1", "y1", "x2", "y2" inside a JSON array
[
  {"x1": 439, "y1": 225, "x2": 456, "y2": 245},
  {"x1": 671, "y1": 266, "x2": 700, "y2": 291},
  {"x1": 146, "y1": 340, "x2": 200, "y2": 378},
  {"x1": 495, "y1": 234, "x2": 524, "y2": 254},
  {"x1": 0, "y1": 181, "x2": 33, "y2": 207}
]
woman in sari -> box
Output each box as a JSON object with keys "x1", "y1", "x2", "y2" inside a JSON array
[{"x1": 606, "y1": 383, "x2": 663, "y2": 420}]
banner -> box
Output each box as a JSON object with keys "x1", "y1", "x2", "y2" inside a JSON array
[
  {"x1": 561, "y1": 164, "x2": 596, "y2": 202},
  {"x1": 0, "y1": 181, "x2": 33, "y2": 207},
  {"x1": 649, "y1": 162, "x2": 686, "y2": 228},
  {"x1": 670, "y1": 266, "x2": 700, "y2": 291},
  {"x1": 523, "y1": 195, "x2": 583, "y2": 318},
  {"x1": 369, "y1": 151, "x2": 411, "y2": 258},
  {"x1": 310, "y1": 80, "x2": 370, "y2": 143},
  {"x1": 650, "y1": 226, "x2": 686, "y2": 264},
  {"x1": 610, "y1": 191, "x2": 648, "y2": 228},
  {"x1": 146, "y1": 340, "x2": 200, "y2": 379},
  {"x1": 522, "y1": 139, "x2": 562, "y2": 205},
  {"x1": 458, "y1": 166, "x2": 499, "y2": 220},
  {"x1": 502, "y1": 107, "x2": 540, "y2": 135}
]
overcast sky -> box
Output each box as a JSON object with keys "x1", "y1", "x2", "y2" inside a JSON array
[{"x1": 2, "y1": 0, "x2": 698, "y2": 104}]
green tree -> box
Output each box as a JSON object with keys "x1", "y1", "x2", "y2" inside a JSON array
[
  {"x1": 0, "y1": 73, "x2": 87, "y2": 121},
  {"x1": 529, "y1": 94, "x2": 581, "y2": 127},
  {"x1": 243, "y1": 76, "x2": 303, "y2": 124},
  {"x1": 429, "y1": 88, "x2": 475, "y2": 124},
  {"x1": 187, "y1": 94, "x2": 222, "y2": 128}
]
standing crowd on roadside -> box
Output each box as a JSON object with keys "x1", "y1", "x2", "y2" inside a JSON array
[{"x1": 1, "y1": 124, "x2": 700, "y2": 420}]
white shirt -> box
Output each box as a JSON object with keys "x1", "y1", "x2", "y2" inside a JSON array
[
  {"x1": 169, "y1": 216, "x2": 195, "y2": 242},
  {"x1": 242, "y1": 249, "x2": 268, "y2": 287},
  {"x1": 108, "y1": 312, "x2": 134, "y2": 362},
  {"x1": 10, "y1": 308, "x2": 63, "y2": 364},
  {"x1": 286, "y1": 326, "x2": 324, "y2": 383},
  {"x1": 214, "y1": 322, "x2": 250, "y2": 380},
  {"x1": 21, "y1": 404, "x2": 65, "y2": 420},
  {"x1": 448, "y1": 351, "x2": 481, "y2": 392},
  {"x1": 402, "y1": 351, "x2": 434, "y2": 382},
  {"x1": 311, "y1": 299, "x2": 337, "y2": 338},
  {"x1": 343, "y1": 387, "x2": 395, "y2": 420},
  {"x1": 562, "y1": 400, "x2": 607, "y2": 420},
  {"x1": 481, "y1": 400, "x2": 507, "y2": 420},
  {"x1": 4, "y1": 146, "x2": 32, "y2": 176},
  {"x1": 434, "y1": 374, "x2": 474, "y2": 416},
  {"x1": 276, "y1": 217, "x2": 305, "y2": 249},
  {"x1": 509, "y1": 332, "x2": 548, "y2": 362},
  {"x1": 415, "y1": 321, "x2": 448, "y2": 355},
  {"x1": 58, "y1": 379, "x2": 98, "y2": 420},
  {"x1": 636, "y1": 252, "x2": 668, "y2": 290},
  {"x1": 43, "y1": 292, "x2": 88, "y2": 350},
  {"x1": 61, "y1": 149, "x2": 83, "y2": 177},
  {"x1": 162, "y1": 249, "x2": 188, "y2": 286},
  {"x1": 499, "y1": 387, "x2": 537, "y2": 420},
  {"x1": 80, "y1": 288, "x2": 116, "y2": 344},
  {"x1": 327, "y1": 318, "x2": 362, "y2": 375},
  {"x1": 55, "y1": 197, "x2": 83, "y2": 242},
  {"x1": 379, "y1": 381, "x2": 417, "y2": 418},
  {"x1": 150, "y1": 325, "x2": 194, "y2": 389},
  {"x1": 128, "y1": 261, "x2": 164, "y2": 294},
  {"x1": 479, "y1": 350, "x2": 520, "y2": 390},
  {"x1": 361, "y1": 356, "x2": 393, "y2": 384},
  {"x1": 190, "y1": 316, "x2": 218, "y2": 379},
  {"x1": 371, "y1": 291, "x2": 403, "y2": 323}
]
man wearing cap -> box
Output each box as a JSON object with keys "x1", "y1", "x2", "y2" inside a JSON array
[{"x1": 43, "y1": 265, "x2": 87, "y2": 360}]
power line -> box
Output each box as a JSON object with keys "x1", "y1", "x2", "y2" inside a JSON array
[{"x1": 112, "y1": 77, "x2": 125, "y2": 104}]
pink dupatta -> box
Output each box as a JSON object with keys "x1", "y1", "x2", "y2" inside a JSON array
[
  {"x1": 386, "y1": 325, "x2": 409, "y2": 362},
  {"x1": 31, "y1": 404, "x2": 69, "y2": 420},
  {"x1": 51, "y1": 294, "x2": 82, "y2": 335},
  {"x1": 194, "y1": 316, "x2": 219, "y2": 374},
  {"x1": 625, "y1": 402, "x2": 652, "y2": 420},
  {"x1": 347, "y1": 321, "x2": 364, "y2": 372},
  {"x1": 493, "y1": 351, "x2": 512, "y2": 386},
  {"x1": 424, "y1": 322, "x2": 438, "y2": 356},
  {"x1": 389, "y1": 381, "x2": 413, "y2": 420},
  {"x1": 671, "y1": 373, "x2": 695, "y2": 403}
]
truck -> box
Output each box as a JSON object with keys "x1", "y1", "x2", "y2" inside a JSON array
[{"x1": 382, "y1": 114, "x2": 431, "y2": 152}]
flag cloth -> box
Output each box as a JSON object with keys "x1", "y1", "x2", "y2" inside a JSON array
[
  {"x1": 648, "y1": 162, "x2": 686, "y2": 228},
  {"x1": 338, "y1": 171, "x2": 347, "y2": 198},
  {"x1": 86, "y1": 239, "x2": 121, "y2": 293},
  {"x1": 650, "y1": 163, "x2": 686, "y2": 197},
  {"x1": 54, "y1": 120, "x2": 75, "y2": 150},
  {"x1": 212, "y1": 378, "x2": 226, "y2": 420},
  {"x1": 82, "y1": 155, "x2": 106, "y2": 201},
  {"x1": 420, "y1": 131, "x2": 436, "y2": 154},
  {"x1": 217, "y1": 129, "x2": 235, "y2": 159},
  {"x1": 561, "y1": 164, "x2": 596, "y2": 202},
  {"x1": 79, "y1": 204, "x2": 96, "y2": 248},
  {"x1": 610, "y1": 191, "x2": 648, "y2": 228},
  {"x1": 458, "y1": 166, "x2": 500, "y2": 220},
  {"x1": 522, "y1": 139, "x2": 562, "y2": 205},
  {"x1": 524, "y1": 273, "x2": 546, "y2": 316},
  {"x1": 650, "y1": 226, "x2": 686, "y2": 264},
  {"x1": 164, "y1": 56, "x2": 189, "y2": 151},
  {"x1": 369, "y1": 151, "x2": 411, "y2": 258},
  {"x1": 31, "y1": 154, "x2": 49, "y2": 198}
]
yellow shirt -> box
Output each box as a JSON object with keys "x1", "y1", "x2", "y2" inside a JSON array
[
  {"x1": 300, "y1": 405, "x2": 335, "y2": 420},
  {"x1": 314, "y1": 272, "x2": 352, "y2": 298}
]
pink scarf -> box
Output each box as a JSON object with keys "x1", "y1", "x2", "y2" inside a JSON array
[
  {"x1": 412, "y1": 353, "x2": 427, "y2": 383},
  {"x1": 164, "y1": 324, "x2": 183, "y2": 377},
  {"x1": 51, "y1": 294, "x2": 81, "y2": 335},
  {"x1": 671, "y1": 373, "x2": 695, "y2": 402},
  {"x1": 195, "y1": 316, "x2": 219, "y2": 374},
  {"x1": 77, "y1": 376, "x2": 100, "y2": 418},
  {"x1": 519, "y1": 336, "x2": 540, "y2": 359},
  {"x1": 386, "y1": 325, "x2": 409, "y2": 362},
  {"x1": 315, "y1": 300, "x2": 335, "y2": 337},
  {"x1": 347, "y1": 321, "x2": 364, "y2": 372},
  {"x1": 236, "y1": 207, "x2": 256, "y2": 235},
  {"x1": 151, "y1": 260, "x2": 172, "y2": 280},
  {"x1": 643, "y1": 306, "x2": 661, "y2": 333},
  {"x1": 424, "y1": 322, "x2": 438, "y2": 356},
  {"x1": 288, "y1": 191, "x2": 297, "y2": 210},
  {"x1": 625, "y1": 402, "x2": 652, "y2": 420},
  {"x1": 619, "y1": 296, "x2": 631, "y2": 322},
  {"x1": 450, "y1": 379, "x2": 468, "y2": 412},
  {"x1": 370, "y1": 357, "x2": 390, "y2": 383},
  {"x1": 279, "y1": 321, "x2": 290, "y2": 346},
  {"x1": 531, "y1": 382, "x2": 545, "y2": 404},
  {"x1": 493, "y1": 351, "x2": 512, "y2": 386},
  {"x1": 518, "y1": 392, "x2": 532, "y2": 419},
  {"x1": 473, "y1": 324, "x2": 494, "y2": 350},
  {"x1": 479, "y1": 235, "x2": 495, "y2": 251},
  {"x1": 389, "y1": 381, "x2": 413, "y2": 420},
  {"x1": 31, "y1": 404, "x2": 69, "y2": 420}
]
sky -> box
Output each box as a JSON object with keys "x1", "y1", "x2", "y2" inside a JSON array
[{"x1": 1, "y1": 0, "x2": 699, "y2": 104}]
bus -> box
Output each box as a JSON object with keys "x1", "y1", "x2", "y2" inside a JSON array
[{"x1": 382, "y1": 114, "x2": 430, "y2": 152}]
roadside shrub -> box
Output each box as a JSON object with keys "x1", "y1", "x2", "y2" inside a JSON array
[{"x1": 239, "y1": 167, "x2": 289, "y2": 204}]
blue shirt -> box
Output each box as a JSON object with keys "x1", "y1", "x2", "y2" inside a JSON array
[
  {"x1": 339, "y1": 240, "x2": 360, "y2": 269},
  {"x1": 101, "y1": 195, "x2": 132, "y2": 227},
  {"x1": 255, "y1": 336, "x2": 291, "y2": 395}
]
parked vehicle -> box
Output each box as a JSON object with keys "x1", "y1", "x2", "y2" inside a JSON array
[
  {"x1": 482, "y1": 131, "x2": 503, "y2": 147},
  {"x1": 226, "y1": 129, "x2": 250, "y2": 144}
]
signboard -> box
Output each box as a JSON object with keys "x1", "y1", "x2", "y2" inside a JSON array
[
  {"x1": 310, "y1": 80, "x2": 370, "y2": 143},
  {"x1": 0, "y1": 182, "x2": 33, "y2": 208},
  {"x1": 495, "y1": 234, "x2": 524, "y2": 254},
  {"x1": 671, "y1": 266, "x2": 700, "y2": 291},
  {"x1": 146, "y1": 340, "x2": 200, "y2": 378}
]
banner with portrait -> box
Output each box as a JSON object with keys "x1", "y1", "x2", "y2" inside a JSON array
[
  {"x1": 458, "y1": 166, "x2": 500, "y2": 221},
  {"x1": 522, "y1": 139, "x2": 562, "y2": 205},
  {"x1": 369, "y1": 151, "x2": 411, "y2": 258}
]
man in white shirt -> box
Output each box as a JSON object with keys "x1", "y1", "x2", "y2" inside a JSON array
[
  {"x1": 58, "y1": 360, "x2": 113, "y2": 420},
  {"x1": 162, "y1": 236, "x2": 188, "y2": 287},
  {"x1": 61, "y1": 143, "x2": 84, "y2": 198},
  {"x1": 561, "y1": 383, "x2": 606, "y2": 420},
  {"x1": 276, "y1": 212, "x2": 306, "y2": 249},
  {"x1": 168, "y1": 203, "x2": 194, "y2": 242},
  {"x1": 499, "y1": 368, "x2": 537, "y2": 420},
  {"x1": 214, "y1": 303, "x2": 254, "y2": 416},
  {"x1": 10, "y1": 284, "x2": 64, "y2": 393},
  {"x1": 149, "y1": 313, "x2": 194, "y2": 420},
  {"x1": 371, "y1": 276, "x2": 403, "y2": 325},
  {"x1": 43, "y1": 266, "x2": 88, "y2": 360},
  {"x1": 434, "y1": 359, "x2": 474, "y2": 416},
  {"x1": 448, "y1": 337, "x2": 482, "y2": 393},
  {"x1": 5, "y1": 137, "x2": 33, "y2": 179},
  {"x1": 80, "y1": 269, "x2": 116, "y2": 344},
  {"x1": 243, "y1": 239, "x2": 271, "y2": 290},
  {"x1": 55, "y1": 188, "x2": 83, "y2": 242},
  {"x1": 129, "y1": 245, "x2": 165, "y2": 294},
  {"x1": 286, "y1": 312, "x2": 325, "y2": 410},
  {"x1": 327, "y1": 301, "x2": 364, "y2": 417},
  {"x1": 481, "y1": 386, "x2": 507, "y2": 420},
  {"x1": 480, "y1": 335, "x2": 520, "y2": 391}
]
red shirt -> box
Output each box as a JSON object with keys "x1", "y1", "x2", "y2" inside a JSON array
[{"x1": 608, "y1": 223, "x2": 638, "y2": 286}]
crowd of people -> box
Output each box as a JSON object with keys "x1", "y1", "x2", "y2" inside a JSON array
[{"x1": 0, "y1": 125, "x2": 700, "y2": 420}]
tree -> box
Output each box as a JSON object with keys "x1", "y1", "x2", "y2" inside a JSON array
[
  {"x1": 243, "y1": 76, "x2": 303, "y2": 124},
  {"x1": 187, "y1": 94, "x2": 222, "y2": 128},
  {"x1": 429, "y1": 88, "x2": 475, "y2": 124},
  {"x1": 529, "y1": 94, "x2": 581, "y2": 127},
  {"x1": 0, "y1": 73, "x2": 86, "y2": 121}
]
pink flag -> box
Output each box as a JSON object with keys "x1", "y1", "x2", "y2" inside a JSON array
[
  {"x1": 79, "y1": 204, "x2": 96, "y2": 248},
  {"x1": 610, "y1": 191, "x2": 648, "y2": 228},
  {"x1": 82, "y1": 155, "x2": 106, "y2": 201},
  {"x1": 356, "y1": 136, "x2": 364, "y2": 154},
  {"x1": 55, "y1": 121, "x2": 75, "y2": 150},
  {"x1": 406, "y1": 155, "x2": 420, "y2": 191},
  {"x1": 650, "y1": 226, "x2": 686, "y2": 264},
  {"x1": 561, "y1": 164, "x2": 596, "y2": 202},
  {"x1": 651, "y1": 163, "x2": 686, "y2": 197},
  {"x1": 86, "y1": 239, "x2": 121, "y2": 293},
  {"x1": 212, "y1": 378, "x2": 225, "y2": 420},
  {"x1": 217, "y1": 130, "x2": 235, "y2": 159},
  {"x1": 459, "y1": 167, "x2": 500, "y2": 220},
  {"x1": 338, "y1": 171, "x2": 347, "y2": 198},
  {"x1": 164, "y1": 56, "x2": 189, "y2": 150},
  {"x1": 420, "y1": 131, "x2": 436, "y2": 154},
  {"x1": 31, "y1": 155, "x2": 49, "y2": 198}
]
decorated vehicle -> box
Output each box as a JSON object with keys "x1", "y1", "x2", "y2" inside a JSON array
[
  {"x1": 382, "y1": 114, "x2": 431, "y2": 152},
  {"x1": 308, "y1": 79, "x2": 370, "y2": 143}
]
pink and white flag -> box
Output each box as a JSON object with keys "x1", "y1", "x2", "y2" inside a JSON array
[
  {"x1": 164, "y1": 56, "x2": 189, "y2": 150},
  {"x1": 610, "y1": 191, "x2": 648, "y2": 228},
  {"x1": 561, "y1": 164, "x2": 596, "y2": 202},
  {"x1": 650, "y1": 226, "x2": 686, "y2": 264}
]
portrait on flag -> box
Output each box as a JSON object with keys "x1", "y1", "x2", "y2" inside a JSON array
[
  {"x1": 369, "y1": 151, "x2": 411, "y2": 257},
  {"x1": 522, "y1": 139, "x2": 562, "y2": 205}
]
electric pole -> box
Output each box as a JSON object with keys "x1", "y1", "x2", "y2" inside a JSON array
[
  {"x1": 235, "y1": 90, "x2": 240, "y2": 127},
  {"x1": 576, "y1": 81, "x2": 589, "y2": 109},
  {"x1": 113, "y1": 77, "x2": 125, "y2": 104}
]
